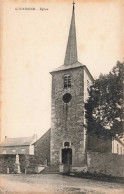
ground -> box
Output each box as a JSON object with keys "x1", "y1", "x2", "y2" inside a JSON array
[{"x1": 0, "y1": 174, "x2": 123, "y2": 194}]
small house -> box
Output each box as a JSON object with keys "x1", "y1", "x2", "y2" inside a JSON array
[
  {"x1": 0, "y1": 134, "x2": 37, "y2": 173},
  {"x1": 112, "y1": 136, "x2": 124, "y2": 155}
]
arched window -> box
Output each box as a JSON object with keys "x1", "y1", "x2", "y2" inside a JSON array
[
  {"x1": 64, "y1": 75, "x2": 71, "y2": 88},
  {"x1": 64, "y1": 141, "x2": 70, "y2": 147}
]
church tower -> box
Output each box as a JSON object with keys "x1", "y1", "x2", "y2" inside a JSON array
[{"x1": 50, "y1": 2, "x2": 93, "y2": 172}]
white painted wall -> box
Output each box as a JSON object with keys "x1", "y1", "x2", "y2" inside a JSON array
[
  {"x1": 112, "y1": 138, "x2": 124, "y2": 155},
  {"x1": 29, "y1": 145, "x2": 34, "y2": 155}
]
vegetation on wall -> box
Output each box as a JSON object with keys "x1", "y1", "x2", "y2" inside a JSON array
[{"x1": 85, "y1": 61, "x2": 124, "y2": 140}]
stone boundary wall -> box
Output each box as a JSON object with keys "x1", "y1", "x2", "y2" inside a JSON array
[
  {"x1": 0, "y1": 155, "x2": 16, "y2": 173},
  {"x1": 0, "y1": 154, "x2": 35, "y2": 173},
  {"x1": 87, "y1": 135, "x2": 112, "y2": 153},
  {"x1": 87, "y1": 151, "x2": 124, "y2": 177}
]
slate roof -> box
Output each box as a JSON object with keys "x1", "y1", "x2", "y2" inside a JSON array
[
  {"x1": 64, "y1": 2, "x2": 77, "y2": 66},
  {"x1": 51, "y1": 61, "x2": 83, "y2": 73},
  {"x1": 50, "y1": 2, "x2": 94, "y2": 82},
  {"x1": 0, "y1": 135, "x2": 36, "y2": 147},
  {"x1": 50, "y1": 61, "x2": 94, "y2": 81}
]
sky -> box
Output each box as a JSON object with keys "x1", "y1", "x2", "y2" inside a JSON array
[{"x1": 1, "y1": 0, "x2": 124, "y2": 141}]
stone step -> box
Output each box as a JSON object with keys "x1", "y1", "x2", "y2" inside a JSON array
[{"x1": 40, "y1": 166, "x2": 59, "y2": 174}]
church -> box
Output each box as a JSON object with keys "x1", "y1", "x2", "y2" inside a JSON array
[
  {"x1": 0, "y1": 2, "x2": 124, "y2": 177},
  {"x1": 49, "y1": 2, "x2": 93, "y2": 172},
  {"x1": 33, "y1": 2, "x2": 123, "y2": 175},
  {"x1": 33, "y1": 1, "x2": 94, "y2": 173}
]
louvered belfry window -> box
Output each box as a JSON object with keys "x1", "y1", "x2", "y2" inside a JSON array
[{"x1": 64, "y1": 75, "x2": 71, "y2": 88}]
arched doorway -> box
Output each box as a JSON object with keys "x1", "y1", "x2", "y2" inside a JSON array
[{"x1": 62, "y1": 148, "x2": 72, "y2": 165}]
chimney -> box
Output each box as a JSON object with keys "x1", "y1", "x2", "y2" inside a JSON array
[{"x1": 33, "y1": 134, "x2": 37, "y2": 141}]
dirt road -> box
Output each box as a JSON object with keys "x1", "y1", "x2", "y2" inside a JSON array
[{"x1": 0, "y1": 174, "x2": 123, "y2": 193}]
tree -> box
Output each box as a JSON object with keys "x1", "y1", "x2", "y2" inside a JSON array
[{"x1": 85, "y1": 61, "x2": 124, "y2": 139}]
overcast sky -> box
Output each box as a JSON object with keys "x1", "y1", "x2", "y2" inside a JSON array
[{"x1": 1, "y1": 0, "x2": 123, "y2": 141}]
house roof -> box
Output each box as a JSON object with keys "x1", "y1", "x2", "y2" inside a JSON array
[
  {"x1": 114, "y1": 136, "x2": 124, "y2": 147},
  {"x1": 0, "y1": 135, "x2": 37, "y2": 147}
]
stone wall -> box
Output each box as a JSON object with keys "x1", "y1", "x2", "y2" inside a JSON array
[
  {"x1": 51, "y1": 67, "x2": 87, "y2": 168},
  {"x1": 0, "y1": 154, "x2": 35, "y2": 173},
  {"x1": 87, "y1": 135, "x2": 112, "y2": 153},
  {"x1": 34, "y1": 129, "x2": 51, "y2": 166},
  {"x1": 87, "y1": 151, "x2": 124, "y2": 177},
  {"x1": 0, "y1": 155, "x2": 16, "y2": 173}
]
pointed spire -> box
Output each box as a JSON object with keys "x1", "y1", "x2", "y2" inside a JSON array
[
  {"x1": 64, "y1": 1, "x2": 78, "y2": 66},
  {"x1": 73, "y1": 0, "x2": 75, "y2": 11}
]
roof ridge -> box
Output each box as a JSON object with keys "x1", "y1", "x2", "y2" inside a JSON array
[{"x1": 4, "y1": 136, "x2": 33, "y2": 139}]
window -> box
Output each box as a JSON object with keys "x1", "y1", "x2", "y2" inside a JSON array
[
  {"x1": 63, "y1": 93, "x2": 72, "y2": 103},
  {"x1": 64, "y1": 75, "x2": 71, "y2": 88},
  {"x1": 21, "y1": 149, "x2": 25, "y2": 154},
  {"x1": 64, "y1": 141, "x2": 70, "y2": 147}
]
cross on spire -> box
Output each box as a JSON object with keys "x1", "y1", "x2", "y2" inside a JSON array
[
  {"x1": 64, "y1": 1, "x2": 78, "y2": 66},
  {"x1": 73, "y1": 1, "x2": 75, "y2": 10}
]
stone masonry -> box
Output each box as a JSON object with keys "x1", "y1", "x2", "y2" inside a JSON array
[
  {"x1": 50, "y1": 2, "x2": 93, "y2": 172},
  {"x1": 50, "y1": 66, "x2": 92, "y2": 171},
  {"x1": 34, "y1": 129, "x2": 51, "y2": 166}
]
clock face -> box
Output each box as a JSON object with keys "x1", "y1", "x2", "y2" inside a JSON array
[{"x1": 63, "y1": 93, "x2": 72, "y2": 103}]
